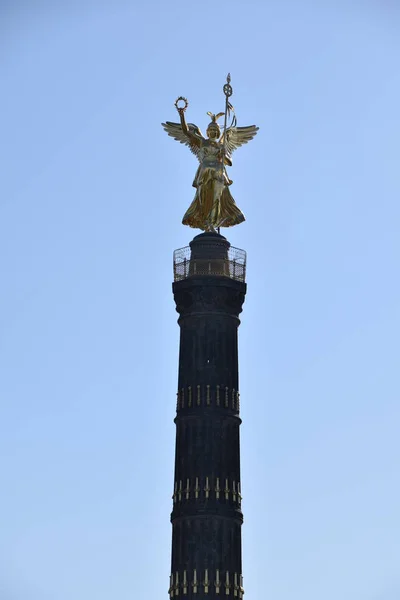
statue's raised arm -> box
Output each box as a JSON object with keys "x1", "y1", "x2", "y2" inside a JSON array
[
  {"x1": 161, "y1": 77, "x2": 259, "y2": 233},
  {"x1": 162, "y1": 97, "x2": 204, "y2": 160}
]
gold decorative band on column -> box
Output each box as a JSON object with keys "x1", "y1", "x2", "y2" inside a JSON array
[
  {"x1": 176, "y1": 385, "x2": 240, "y2": 411},
  {"x1": 169, "y1": 570, "x2": 244, "y2": 598},
  {"x1": 172, "y1": 477, "x2": 242, "y2": 504}
]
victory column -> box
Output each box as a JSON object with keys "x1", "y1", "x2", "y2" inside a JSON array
[{"x1": 163, "y1": 75, "x2": 258, "y2": 599}]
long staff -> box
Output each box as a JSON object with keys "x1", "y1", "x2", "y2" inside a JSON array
[
  {"x1": 222, "y1": 73, "x2": 233, "y2": 167},
  {"x1": 218, "y1": 74, "x2": 233, "y2": 234}
]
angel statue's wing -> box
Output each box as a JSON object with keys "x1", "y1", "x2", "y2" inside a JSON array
[
  {"x1": 161, "y1": 121, "x2": 204, "y2": 161},
  {"x1": 220, "y1": 125, "x2": 259, "y2": 156}
]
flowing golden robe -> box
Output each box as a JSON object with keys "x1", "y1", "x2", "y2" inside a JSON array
[{"x1": 182, "y1": 140, "x2": 245, "y2": 231}]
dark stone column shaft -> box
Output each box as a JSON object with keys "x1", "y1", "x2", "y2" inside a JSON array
[{"x1": 170, "y1": 233, "x2": 246, "y2": 600}]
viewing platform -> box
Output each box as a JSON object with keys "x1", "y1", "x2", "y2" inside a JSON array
[{"x1": 173, "y1": 232, "x2": 246, "y2": 283}]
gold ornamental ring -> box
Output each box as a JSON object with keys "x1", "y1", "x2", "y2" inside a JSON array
[
  {"x1": 223, "y1": 83, "x2": 233, "y2": 97},
  {"x1": 175, "y1": 96, "x2": 188, "y2": 112}
]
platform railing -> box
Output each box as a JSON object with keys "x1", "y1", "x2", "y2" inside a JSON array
[{"x1": 173, "y1": 245, "x2": 246, "y2": 283}]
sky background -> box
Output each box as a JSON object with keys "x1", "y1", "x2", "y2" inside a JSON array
[{"x1": 1, "y1": 1, "x2": 399, "y2": 599}]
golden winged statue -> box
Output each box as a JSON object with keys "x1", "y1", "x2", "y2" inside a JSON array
[{"x1": 162, "y1": 75, "x2": 258, "y2": 232}]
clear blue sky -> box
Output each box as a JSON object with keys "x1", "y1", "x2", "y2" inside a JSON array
[{"x1": 1, "y1": 2, "x2": 399, "y2": 599}]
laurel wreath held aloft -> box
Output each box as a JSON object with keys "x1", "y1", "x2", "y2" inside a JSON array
[{"x1": 175, "y1": 96, "x2": 188, "y2": 112}]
